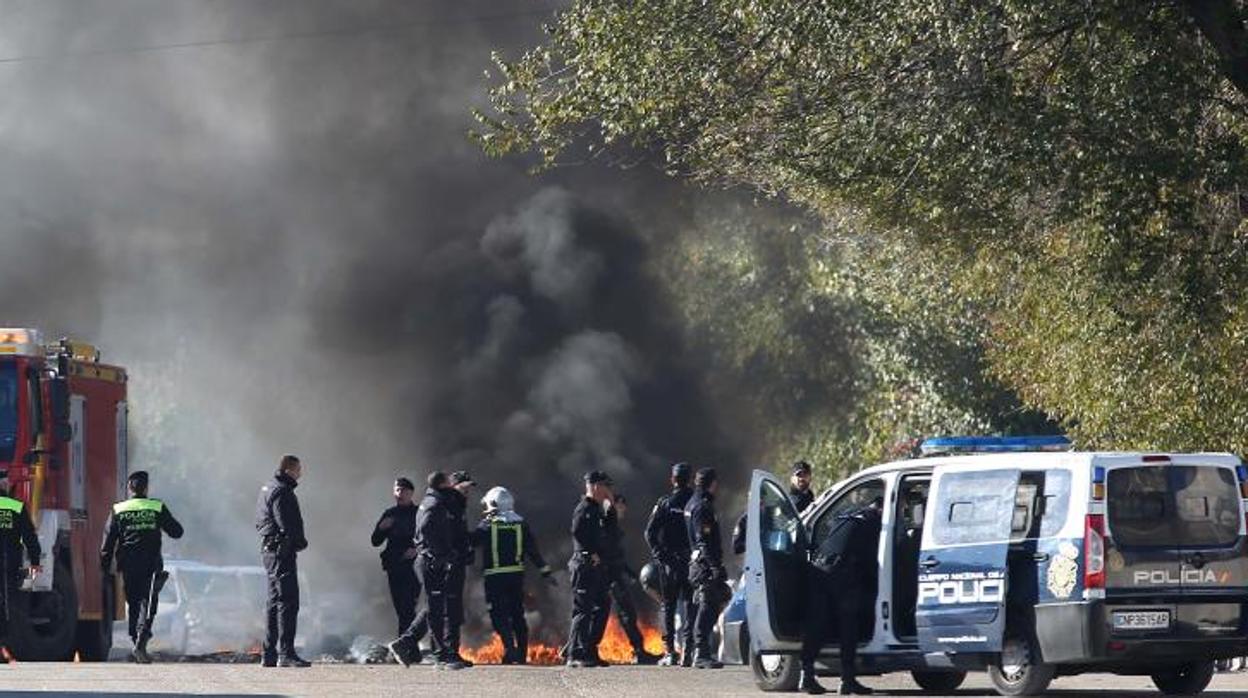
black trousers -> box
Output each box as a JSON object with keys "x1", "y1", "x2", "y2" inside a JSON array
[
  {"x1": 566, "y1": 557, "x2": 608, "y2": 661},
  {"x1": 484, "y1": 572, "x2": 528, "y2": 657},
  {"x1": 386, "y1": 563, "x2": 425, "y2": 637},
  {"x1": 120, "y1": 561, "x2": 160, "y2": 645},
  {"x1": 0, "y1": 569, "x2": 18, "y2": 645},
  {"x1": 801, "y1": 571, "x2": 865, "y2": 681},
  {"x1": 689, "y1": 560, "x2": 728, "y2": 658},
  {"x1": 401, "y1": 558, "x2": 463, "y2": 661},
  {"x1": 262, "y1": 551, "x2": 300, "y2": 658},
  {"x1": 657, "y1": 558, "x2": 695, "y2": 655},
  {"x1": 590, "y1": 568, "x2": 645, "y2": 653}
]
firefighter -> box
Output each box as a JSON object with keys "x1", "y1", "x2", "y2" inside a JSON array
[
  {"x1": 388, "y1": 470, "x2": 475, "y2": 670},
  {"x1": 593, "y1": 493, "x2": 660, "y2": 665},
  {"x1": 100, "y1": 470, "x2": 183, "y2": 664},
  {"x1": 0, "y1": 470, "x2": 40, "y2": 661},
  {"x1": 565, "y1": 470, "x2": 613, "y2": 668},
  {"x1": 371, "y1": 477, "x2": 426, "y2": 638},
  {"x1": 644, "y1": 462, "x2": 696, "y2": 666},
  {"x1": 255, "y1": 454, "x2": 310, "y2": 668},
  {"x1": 799, "y1": 497, "x2": 882, "y2": 695},
  {"x1": 470, "y1": 486, "x2": 556, "y2": 665},
  {"x1": 791, "y1": 461, "x2": 817, "y2": 513},
  {"x1": 685, "y1": 467, "x2": 729, "y2": 670}
]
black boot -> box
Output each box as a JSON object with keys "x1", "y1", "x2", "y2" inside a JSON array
[
  {"x1": 838, "y1": 678, "x2": 873, "y2": 695},
  {"x1": 799, "y1": 666, "x2": 827, "y2": 695}
]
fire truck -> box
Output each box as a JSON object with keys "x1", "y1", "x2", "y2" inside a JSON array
[{"x1": 0, "y1": 328, "x2": 125, "y2": 661}]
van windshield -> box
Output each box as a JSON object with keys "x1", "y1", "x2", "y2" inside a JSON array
[
  {"x1": 1107, "y1": 465, "x2": 1241, "y2": 547},
  {"x1": 0, "y1": 362, "x2": 16, "y2": 463}
]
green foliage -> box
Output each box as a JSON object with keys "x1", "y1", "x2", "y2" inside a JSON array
[{"x1": 480, "y1": 1, "x2": 1248, "y2": 455}]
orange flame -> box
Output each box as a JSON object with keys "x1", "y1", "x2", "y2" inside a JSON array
[{"x1": 462, "y1": 615, "x2": 663, "y2": 666}]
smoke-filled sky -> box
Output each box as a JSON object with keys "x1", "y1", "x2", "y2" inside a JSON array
[{"x1": 0, "y1": 1, "x2": 757, "y2": 643}]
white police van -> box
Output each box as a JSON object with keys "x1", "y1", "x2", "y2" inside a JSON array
[{"x1": 744, "y1": 437, "x2": 1248, "y2": 695}]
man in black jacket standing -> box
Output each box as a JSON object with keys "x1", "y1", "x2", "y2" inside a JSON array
[
  {"x1": 644, "y1": 462, "x2": 695, "y2": 666},
  {"x1": 0, "y1": 470, "x2": 39, "y2": 662},
  {"x1": 371, "y1": 477, "x2": 425, "y2": 637},
  {"x1": 592, "y1": 494, "x2": 660, "y2": 665},
  {"x1": 791, "y1": 461, "x2": 817, "y2": 513},
  {"x1": 101, "y1": 470, "x2": 183, "y2": 664},
  {"x1": 685, "y1": 467, "x2": 729, "y2": 670},
  {"x1": 566, "y1": 470, "x2": 613, "y2": 668},
  {"x1": 255, "y1": 455, "x2": 309, "y2": 668}
]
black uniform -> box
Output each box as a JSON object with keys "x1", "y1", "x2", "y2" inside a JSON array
[
  {"x1": 371, "y1": 502, "x2": 426, "y2": 636},
  {"x1": 644, "y1": 486, "x2": 695, "y2": 657},
  {"x1": 801, "y1": 505, "x2": 881, "y2": 683},
  {"x1": 470, "y1": 514, "x2": 551, "y2": 663},
  {"x1": 395, "y1": 487, "x2": 470, "y2": 662},
  {"x1": 0, "y1": 495, "x2": 39, "y2": 645},
  {"x1": 566, "y1": 496, "x2": 610, "y2": 663},
  {"x1": 255, "y1": 471, "x2": 307, "y2": 661},
  {"x1": 790, "y1": 486, "x2": 815, "y2": 514},
  {"x1": 591, "y1": 507, "x2": 647, "y2": 656},
  {"x1": 101, "y1": 496, "x2": 183, "y2": 647},
  {"x1": 684, "y1": 488, "x2": 728, "y2": 660}
]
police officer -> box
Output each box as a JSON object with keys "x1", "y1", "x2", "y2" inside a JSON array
[
  {"x1": 387, "y1": 470, "x2": 475, "y2": 670},
  {"x1": 685, "y1": 467, "x2": 729, "y2": 670},
  {"x1": 566, "y1": 470, "x2": 612, "y2": 668},
  {"x1": 255, "y1": 455, "x2": 310, "y2": 668},
  {"x1": 592, "y1": 494, "x2": 660, "y2": 665},
  {"x1": 0, "y1": 470, "x2": 40, "y2": 661},
  {"x1": 100, "y1": 471, "x2": 183, "y2": 664},
  {"x1": 799, "y1": 498, "x2": 882, "y2": 695},
  {"x1": 644, "y1": 462, "x2": 696, "y2": 666},
  {"x1": 471, "y1": 486, "x2": 555, "y2": 665},
  {"x1": 791, "y1": 461, "x2": 816, "y2": 513},
  {"x1": 371, "y1": 477, "x2": 426, "y2": 637}
]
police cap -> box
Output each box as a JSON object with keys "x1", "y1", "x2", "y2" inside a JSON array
[
  {"x1": 791, "y1": 460, "x2": 812, "y2": 476},
  {"x1": 395, "y1": 477, "x2": 415, "y2": 491},
  {"x1": 584, "y1": 470, "x2": 613, "y2": 486},
  {"x1": 450, "y1": 470, "x2": 476, "y2": 487},
  {"x1": 670, "y1": 462, "x2": 691, "y2": 481}
]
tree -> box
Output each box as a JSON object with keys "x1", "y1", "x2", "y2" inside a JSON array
[{"x1": 478, "y1": 1, "x2": 1248, "y2": 451}]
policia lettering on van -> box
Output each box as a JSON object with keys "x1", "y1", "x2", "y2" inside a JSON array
[{"x1": 744, "y1": 437, "x2": 1248, "y2": 697}]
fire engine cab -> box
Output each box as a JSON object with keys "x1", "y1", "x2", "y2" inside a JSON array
[{"x1": 0, "y1": 328, "x2": 125, "y2": 661}]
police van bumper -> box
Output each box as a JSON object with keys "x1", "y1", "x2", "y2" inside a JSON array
[{"x1": 1035, "y1": 599, "x2": 1248, "y2": 667}]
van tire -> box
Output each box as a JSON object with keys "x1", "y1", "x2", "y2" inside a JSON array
[
  {"x1": 749, "y1": 650, "x2": 800, "y2": 692},
  {"x1": 912, "y1": 670, "x2": 967, "y2": 693},
  {"x1": 988, "y1": 633, "x2": 1054, "y2": 696},
  {"x1": 1151, "y1": 661, "x2": 1215, "y2": 695}
]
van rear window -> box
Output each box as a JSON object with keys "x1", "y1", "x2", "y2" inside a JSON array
[{"x1": 1106, "y1": 466, "x2": 1241, "y2": 547}]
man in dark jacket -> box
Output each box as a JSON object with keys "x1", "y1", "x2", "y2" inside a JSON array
[
  {"x1": 255, "y1": 455, "x2": 309, "y2": 668},
  {"x1": 101, "y1": 470, "x2": 183, "y2": 664},
  {"x1": 644, "y1": 462, "x2": 696, "y2": 666},
  {"x1": 0, "y1": 470, "x2": 39, "y2": 661},
  {"x1": 471, "y1": 486, "x2": 555, "y2": 664},
  {"x1": 685, "y1": 467, "x2": 729, "y2": 670},
  {"x1": 565, "y1": 470, "x2": 613, "y2": 668},
  {"x1": 799, "y1": 498, "x2": 882, "y2": 695},
  {"x1": 592, "y1": 494, "x2": 660, "y2": 665},
  {"x1": 388, "y1": 470, "x2": 475, "y2": 670},
  {"x1": 371, "y1": 477, "x2": 425, "y2": 637},
  {"x1": 791, "y1": 461, "x2": 817, "y2": 513}
]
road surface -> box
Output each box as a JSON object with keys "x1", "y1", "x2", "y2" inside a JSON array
[{"x1": 2, "y1": 663, "x2": 1248, "y2": 697}]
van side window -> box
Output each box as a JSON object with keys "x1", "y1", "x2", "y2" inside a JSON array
[
  {"x1": 760, "y1": 480, "x2": 805, "y2": 554},
  {"x1": 812, "y1": 479, "x2": 885, "y2": 547},
  {"x1": 1038, "y1": 469, "x2": 1071, "y2": 537},
  {"x1": 1008, "y1": 470, "x2": 1072, "y2": 541},
  {"x1": 931, "y1": 470, "x2": 1018, "y2": 546}
]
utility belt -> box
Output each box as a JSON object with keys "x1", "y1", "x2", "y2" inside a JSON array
[{"x1": 260, "y1": 534, "x2": 286, "y2": 553}]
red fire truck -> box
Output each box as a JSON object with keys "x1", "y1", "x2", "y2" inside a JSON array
[{"x1": 0, "y1": 328, "x2": 125, "y2": 661}]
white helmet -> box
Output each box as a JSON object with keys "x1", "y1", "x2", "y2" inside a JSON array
[{"x1": 481, "y1": 486, "x2": 515, "y2": 514}]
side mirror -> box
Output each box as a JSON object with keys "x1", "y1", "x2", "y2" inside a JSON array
[{"x1": 49, "y1": 378, "x2": 71, "y2": 449}]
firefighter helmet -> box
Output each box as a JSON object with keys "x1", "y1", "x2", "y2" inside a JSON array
[
  {"x1": 481, "y1": 486, "x2": 515, "y2": 514},
  {"x1": 639, "y1": 560, "x2": 663, "y2": 602}
]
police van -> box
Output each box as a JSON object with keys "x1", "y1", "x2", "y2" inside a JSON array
[{"x1": 743, "y1": 437, "x2": 1248, "y2": 695}]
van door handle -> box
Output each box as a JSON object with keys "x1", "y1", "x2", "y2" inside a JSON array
[
  {"x1": 1033, "y1": 553, "x2": 1050, "y2": 562},
  {"x1": 919, "y1": 557, "x2": 940, "y2": 569}
]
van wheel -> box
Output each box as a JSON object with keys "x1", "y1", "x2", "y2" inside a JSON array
[
  {"x1": 1151, "y1": 661, "x2": 1215, "y2": 695},
  {"x1": 912, "y1": 670, "x2": 967, "y2": 693},
  {"x1": 750, "y1": 650, "x2": 800, "y2": 692},
  {"x1": 988, "y1": 634, "x2": 1055, "y2": 696}
]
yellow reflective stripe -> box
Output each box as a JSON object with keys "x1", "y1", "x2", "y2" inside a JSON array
[
  {"x1": 113, "y1": 498, "x2": 163, "y2": 514},
  {"x1": 484, "y1": 565, "x2": 525, "y2": 576},
  {"x1": 0, "y1": 497, "x2": 22, "y2": 513},
  {"x1": 487, "y1": 523, "x2": 525, "y2": 573},
  {"x1": 515, "y1": 523, "x2": 524, "y2": 562}
]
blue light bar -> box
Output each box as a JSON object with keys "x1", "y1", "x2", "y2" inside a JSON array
[
  {"x1": 1093, "y1": 466, "x2": 1106, "y2": 484},
  {"x1": 919, "y1": 435, "x2": 1072, "y2": 456}
]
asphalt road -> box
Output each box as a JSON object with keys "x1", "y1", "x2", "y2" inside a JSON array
[{"x1": 3, "y1": 663, "x2": 1248, "y2": 698}]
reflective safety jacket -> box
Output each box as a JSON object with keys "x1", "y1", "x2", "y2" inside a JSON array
[
  {"x1": 101, "y1": 496, "x2": 184, "y2": 570},
  {"x1": 0, "y1": 495, "x2": 40, "y2": 573},
  {"x1": 470, "y1": 514, "x2": 551, "y2": 577}
]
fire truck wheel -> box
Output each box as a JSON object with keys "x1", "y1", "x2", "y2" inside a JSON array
[{"x1": 9, "y1": 558, "x2": 78, "y2": 661}]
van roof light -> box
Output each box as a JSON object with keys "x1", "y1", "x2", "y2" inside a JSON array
[{"x1": 919, "y1": 435, "x2": 1071, "y2": 456}]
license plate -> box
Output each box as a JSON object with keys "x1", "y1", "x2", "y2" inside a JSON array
[{"x1": 1112, "y1": 610, "x2": 1170, "y2": 630}]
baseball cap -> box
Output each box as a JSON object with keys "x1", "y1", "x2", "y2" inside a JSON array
[
  {"x1": 791, "y1": 460, "x2": 812, "y2": 476},
  {"x1": 584, "y1": 470, "x2": 614, "y2": 486},
  {"x1": 450, "y1": 470, "x2": 476, "y2": 487},
  {"x1": 670, "y1": 462, "x2": 691, "y2": 480}
]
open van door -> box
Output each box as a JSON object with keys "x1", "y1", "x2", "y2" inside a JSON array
[
  {"x1": 916, "y1": 465, "x2": 1020, "y2": 655},
  {"x1": 745, "y1": 469, "x2": 808, "y2": 650}
]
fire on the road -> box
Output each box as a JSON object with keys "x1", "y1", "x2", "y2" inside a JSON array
[{"x1": 462, "y1": 616, "x2": 664, "y2": 665}]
